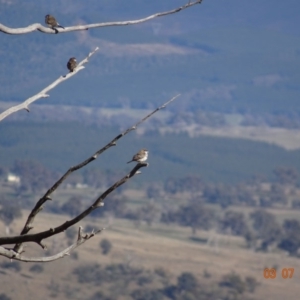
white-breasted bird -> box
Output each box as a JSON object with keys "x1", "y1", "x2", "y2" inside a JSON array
[{"x1": 127, "y1": 149, "x2": 148, "y2": 164}]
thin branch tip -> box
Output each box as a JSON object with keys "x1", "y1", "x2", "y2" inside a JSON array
[{"x1": 0, "y1": 48, "x2": 99, "y2": 122}]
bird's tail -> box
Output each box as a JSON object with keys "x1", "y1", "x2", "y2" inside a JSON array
[{"x1": 58, "y1": 25, "x2": 65, "y2": 29}]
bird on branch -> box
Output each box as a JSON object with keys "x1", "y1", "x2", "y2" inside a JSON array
[
  {"x1": 127, "y1": 149, "x2": 148, "y2": 164},
  {"x1": 67, "y1": 57, "x2": 77, "y2": 72},
  {"x1": 45, "y1": 15, "x2": 65, "y2": 33}
]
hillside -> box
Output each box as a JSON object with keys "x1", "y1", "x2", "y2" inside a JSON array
[
  {"x1": 1, "y1": 209, "x2": 300, "y2": 300},
  {"x1": 1, "y1": 120, "x2": 300, "y2": 184},
  {"x1": 0, "y1": 0, "x2": 300, "y2": 115}
]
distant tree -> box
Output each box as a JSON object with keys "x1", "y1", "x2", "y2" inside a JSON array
[
  {"x1": 250, "y1": 210, "x2": 282, "y2": 251},
  {"x1": 176, "y1": 203, "x2": 214, "y2": 234},
  {"x1": 100, "y1": 239, "x2": 112, "y2": 255},
  {"x1": 245, "y1": 276, "x2": 259, "y2": 293},
  {"x1": 146, "y1": 183, "x2": 161, "y2": 199},
  {"x1": 83, "y1": 168, "x2": 106, "y2": 188},
  {"x1": 235, "y1": 183, "x2": 256, "y2": 206},
  {"x1": 160, "y1": 210, "x2": 178, "y2": 224},
  {"x1": 278, "y1": 219, "x2": 300, "y2": 256},
  {"x1": 164, "y1": 175, "x2": 203, "y2": 194},
  {"x1": 135, "y1": 203, "x2": 161, "y2": 226},
  {"x1": 0, "y1": 261, "x2": 21, "y2": 272},
  {"x1": 220, "y1": 211, "x2": 248, "y2": 236},
  {"x1": 29, "y1": 264, "x2": 44, "y2": 274},
  {"x1": 243, "y1": 230, "x2": 257, "y2": 249},
  {"x1": 93, "y1": 195, "x2": 128, "y2": 218},
  {"x1": 12, "y1": 159, "x2": 58, "y2": 193},
  {"x1": 219, "y1": 272, "x2": 246, "y2": 294},
  {"x1": 203, "y1": 183, "x2": 238, "y2": 208},
  {"x1": 177, "y1": 272, "x2": 199, "y2": 293},
  {"x1": 163, "y1": 272, "x2": 201, "y2": 300},
  {"x1": 273, "y1": 167, "x2": 299, "y2": 185},
  {"x1": 89, "y1": 195, "x2": 128, "y2": 220},
  {"x1": 259, "y1": 195, "x2": 273, "y2": 208},
  {"x1": 61, "y1": 196, "x2": 84, "y2": 217},
  {"x1": 292, "y1": 199, "x2": 300, "y2": 209},
  {"x1": 269, "y1": 183, "x2": 286, "y2": 205}
]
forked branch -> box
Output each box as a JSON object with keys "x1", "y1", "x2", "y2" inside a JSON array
[
  {"x1": 0, "y1": 162, "x2": 147, "y2": 247},
  {"x1": 11, "y1": 94, "x2": 179, "y2": 254},
  {"x1": 0, "y1": 1, "x2": 203, "y2": 35},
  {"x1": 0, "y1": 227, "x2": 104, "y2": 262},
  {"x1": 0, "y1": 47, "x2": 99, "y2": 122}
]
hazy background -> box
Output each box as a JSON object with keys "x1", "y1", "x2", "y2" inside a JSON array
[
  {"x1": 1, "y1": 0, "x2": 300, "y2": 184},
  {"x1": 1, "y1": 1, "x2": 300, "y2": 300}
]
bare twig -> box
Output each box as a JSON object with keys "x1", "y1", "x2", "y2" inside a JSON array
[
  {"x1": 0, "y1": 163, "x2": 147, "y2": 247},
  {"x1": 0, "y1": 47, "x2": 99, "y2": 122},
  {"x1": 0, "y1": 1, "x2": 203, "y2": 35},
  {"x1": 0, "y1": 227, "x2": 103, "y2": 262},
  {"x1": 11, "y1": 94, "x2": 179, "y2": 253}
]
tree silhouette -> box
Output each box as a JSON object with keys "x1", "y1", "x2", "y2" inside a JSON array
[
  {"x1": 278, "y1": 219, "x2": 300, "y2": 256},
  {"x1": 100, "y1": 239, "x2": 113, "y2": 255}
]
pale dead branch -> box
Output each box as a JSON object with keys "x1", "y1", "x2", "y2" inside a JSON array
[
  {"x1": 0, "y1": 47, "x2": 99, "y2": 122},
  {"x1": 0, "y1": 227, "x2": 104, "y2": 262},
  {"x1": 0, "y1": 1, "x2": 203, "y2": 35}
]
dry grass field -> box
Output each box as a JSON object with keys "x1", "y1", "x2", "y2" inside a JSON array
[
  {"x1": 1, "y1": 209, "x2": 300, "y2": 300},
  {"x1": 161, "y1": 125, "x2": 300, "y2": 150}
]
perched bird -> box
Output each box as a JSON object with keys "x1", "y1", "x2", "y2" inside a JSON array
[
  {"x1": 127, "y1": 149, "x2": 148, "y2": 164},
  {"x1": 45, "y1": 14, "x2": 65, "y2": 33},
  {"x1": 67, "y1": 57, "x2": 77, "y2": 72}
]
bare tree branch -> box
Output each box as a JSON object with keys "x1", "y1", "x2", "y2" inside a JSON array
[
  {"x1": 11, "y1": 94, "x2": 179, "y2": 254},
  {"x1": 0, "y1": 227, "x2": 103, "y2": 262},
  {"x1": 0, "y1": 163, "x2": 147, "y2": 247},
  {"x1": 0, "y1": 1, "x2": 203, "y2": 35},
  {"x1": 0, "y1": 47, "x2": 99, "y2": 122}
]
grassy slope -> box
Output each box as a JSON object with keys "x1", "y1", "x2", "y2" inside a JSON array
[{"x1": 1, "y1": 208, "x2": 300, "y2": 300}]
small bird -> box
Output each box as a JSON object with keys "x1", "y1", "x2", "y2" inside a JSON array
[
  {"x1": 67, "y1": 57, "x2": 77, "y2": 72},
  {"x1": 127, "y1": 149, "x2": 148, "y2": 164},
  {"x1": 45, "y1": 14, "x2": 65, "y2": 33}
]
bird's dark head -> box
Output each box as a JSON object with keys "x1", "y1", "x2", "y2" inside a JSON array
[{"x1": 45, "y1": 14, "x2": 50, "y2": 19}]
